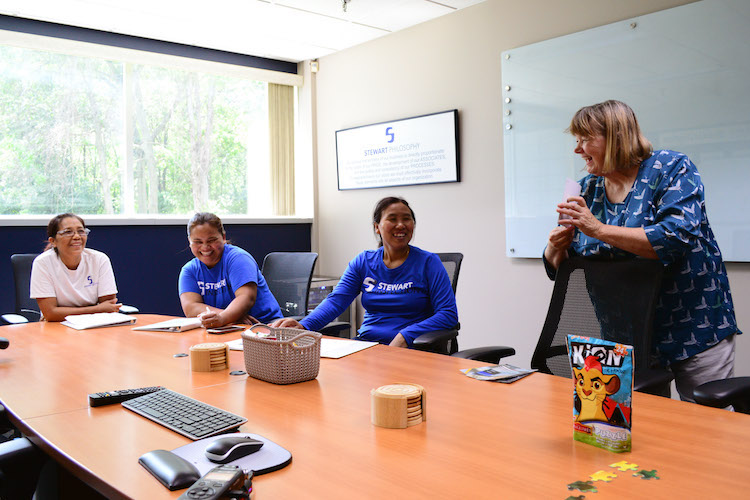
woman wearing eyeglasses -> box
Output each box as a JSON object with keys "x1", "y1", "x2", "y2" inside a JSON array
[
  {"x1": 178, "y1": 212, "x2": 283, "y2": 328},
  {"x1": 30, "y1": 213, "x2": 121, "y2": 321}
]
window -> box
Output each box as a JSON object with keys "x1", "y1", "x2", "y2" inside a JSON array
[{"x1": 0, "y1": 27, "x2": 302, "y2": 218}]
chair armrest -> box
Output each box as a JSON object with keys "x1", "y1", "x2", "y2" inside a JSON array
[
  {"x1": 20, "y1": 309, "x2": 41, "y2": 321},
  {"x1": 451, "y1": 346, "x2": 516, "y2": 365},
  {"x1": 693, "y1": 377, "x2": 750, "y2": 413},
  {"x1": 633, "y1": 367, "x2": 673, "y2": 397},
  {"x1": 318, "y1": 321, "x2": 351, "y2": 338},
  {"x1": 0, "y1": 437, "x2": 38, "y2": 467},
  {"x1": 1, "y1": 314, "x2": 29, "y2": 325},
  {"x1": 412, "y1": 329, "x2": 458, "y2": 355}
]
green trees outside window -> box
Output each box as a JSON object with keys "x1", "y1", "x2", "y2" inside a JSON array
[{"x1": 0, "y1": 43, "x2": 274, "y2": 216}]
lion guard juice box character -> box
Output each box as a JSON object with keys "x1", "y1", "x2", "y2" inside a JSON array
[{"x1": 566, "y1": 335, "x2": 634, "y2": 453}]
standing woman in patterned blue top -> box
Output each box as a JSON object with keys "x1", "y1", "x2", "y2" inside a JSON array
[{"x1": 544, "y1": 100, "x2": 741, "y2": 403}]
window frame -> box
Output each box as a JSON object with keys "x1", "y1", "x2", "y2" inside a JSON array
[{"x1": 0, "y1": 16, "x2": 307, "y2": 223}]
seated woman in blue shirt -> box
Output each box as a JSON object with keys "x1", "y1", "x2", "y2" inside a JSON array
[
  {"x1": 272, "y1": 197, "x2": 458, "y2": 348},
  {"x1": 179, "y1": 212, "x2": 283, "y2": 328}
]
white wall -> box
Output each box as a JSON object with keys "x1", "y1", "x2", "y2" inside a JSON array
[{"x1": 309, "y1": 0, "x2": 750, "y2": 376}]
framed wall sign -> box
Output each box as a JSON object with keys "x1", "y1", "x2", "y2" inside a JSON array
[{"x1": 336, "y1": 109, "x2": 460, "y2": 190}]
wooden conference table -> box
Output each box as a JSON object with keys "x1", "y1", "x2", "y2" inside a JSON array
[{"x1": 1, "y1": 314, "x2": 748, "y2": 499}]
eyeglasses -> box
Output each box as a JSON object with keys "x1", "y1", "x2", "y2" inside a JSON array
[
  {"x1": 57, "y1": 228, "x2": 91, "y2": 238},
  {"x1": 190, "y1": 237, "x2": 221, "y2": 246}
]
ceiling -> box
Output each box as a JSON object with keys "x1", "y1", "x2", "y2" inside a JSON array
[{"x1": 0, "y1": 0, "x2": 486, "y2": 63}]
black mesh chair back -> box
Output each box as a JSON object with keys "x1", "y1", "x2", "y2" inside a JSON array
[
  {"x1": 531, "y1": 257, "x2": 664, "y2": 383},
  {"x1": 11, "y1": 254, "x2": 40, "y2": 321},
  {"x1": 418, "y1": 252, "x2": 463, "y2": 354},
  {"x1": 436, "y1": 253, "x2": 463, "y2": 295},
  {"x1": 261, "y1": 252, "x2": 318, "y2": 318}
]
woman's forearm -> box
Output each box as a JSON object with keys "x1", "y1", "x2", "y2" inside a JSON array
[
  {"x1": 592, "y1": 225, "x2": 658, "y2": 259},
  {"x1": 39, "y1": 302, "x2": 114, "y2": 322},
  {"x1": 543, "y1": 244, "x2": 568, "y2": 271}
]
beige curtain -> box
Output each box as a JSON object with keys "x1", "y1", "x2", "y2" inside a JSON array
[{"x1": 268, "y1": 83, "x2": 295, "y2": 215}]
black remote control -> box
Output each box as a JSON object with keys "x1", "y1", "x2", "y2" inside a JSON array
[
  {"x1": 177, "y1": 464, "x2": 248, "y2": 500},
  {"x1": 88, "y1": 386, "x2": 165, "y2": 407}
]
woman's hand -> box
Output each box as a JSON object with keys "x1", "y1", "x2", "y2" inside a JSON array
[
  {"x1": 547, "y1": 225, "x2": 575, "y2": 252},
  {"x1": 388, "y1": 333, "x2": 408, "y2": 348},
  {"x1": 96, "y1": 297, "x2": 122, "y2": 313},
  {"x1": 544, "y1": 225, "x2": 574, "y2": 271},
  {"x1": 270, "y1": 318, "x2": 304, "y2": 329},
  {"x1": 557, "y1": 196, "x2": 603, "y2": 238},
  {"x1": 198, "y1": 308, "x2": 225, "y2": 328},
  {"x1": 556, "y1": 196, "x2": 658, "y2": 260}
]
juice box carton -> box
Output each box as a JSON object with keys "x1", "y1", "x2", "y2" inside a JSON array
[{"x1": 566, "y1": 335, "x2": 634, "y2": 453}]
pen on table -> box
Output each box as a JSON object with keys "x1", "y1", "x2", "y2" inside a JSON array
[{"x1": 198, "y1": 306, "x2": 211, "y2": 321}]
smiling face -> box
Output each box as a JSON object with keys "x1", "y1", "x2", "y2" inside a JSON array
[
  {"x1": 574, "y1": 134, "x2": 607, "y2": 176},
  {"x1": 49, "y1": 216, "x2": 88, "y2": 263},
  {"x1": 374, "y1": 202, "x2": 414, "y2": 252},
  {"x1": 189, "y1": 223, "x2": 226, "y2": 268}
]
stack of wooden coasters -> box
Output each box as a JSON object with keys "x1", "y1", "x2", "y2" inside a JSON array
[
  {"x1": 189, "y1": 342, "x2": 229, "y2": 372},
  {"x1": 371, "y1": 383, "x2": 426, "y2": 429}
]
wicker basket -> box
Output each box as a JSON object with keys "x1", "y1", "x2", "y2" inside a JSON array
[{"x1": 241, "y1": 324, "x2": 322, "y2": 384}]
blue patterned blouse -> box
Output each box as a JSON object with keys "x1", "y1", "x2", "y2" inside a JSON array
[{"x1": 566, "y1": 150, "x2": 741, "y2": 365}]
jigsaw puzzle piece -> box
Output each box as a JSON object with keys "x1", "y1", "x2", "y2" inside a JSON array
[
  {"x1": 590, "y1": 470, "x2": 617, "y2": 482},
  {"x1": 633, "y1": 469, "x2": 660, "y2": 480},
  {"x1": 567, "y1": 480, "x2": 598, "y2": 493},
  {"x1": 609, "y1": 460, "x2": 638, "y2": 471}
]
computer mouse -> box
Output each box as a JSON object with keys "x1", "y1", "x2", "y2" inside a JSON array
[{"x1": 204, "y1": 436, "x2": 264, "y2": 464}]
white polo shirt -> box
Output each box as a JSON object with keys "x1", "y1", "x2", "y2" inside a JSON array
[{"x1": 30, "y1": 248, "x2": 118, "y2": 307}]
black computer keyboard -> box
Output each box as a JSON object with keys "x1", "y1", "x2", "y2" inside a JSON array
[{"x1": 122, "y1": 389, "x2": 247, "y2": 440}]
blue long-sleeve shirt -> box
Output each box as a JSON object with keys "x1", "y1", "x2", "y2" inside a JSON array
[{"x1": 301, "y1": 246, "x2": 458, "y2": 346}]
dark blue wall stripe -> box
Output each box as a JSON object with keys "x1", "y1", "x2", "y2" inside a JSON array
[
  {"x1": 0, "y1": 14, "x2": 298, "y2": 74},
  {"x1": 0, "y1": 224, "x2": 312, "y2": 317}
]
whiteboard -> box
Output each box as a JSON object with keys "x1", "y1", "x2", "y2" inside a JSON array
[
  {"x1": 336, "y1": 110, "x2": 459, "y2": 190},
  {"x1": 501, "y1": 0, "x2": 750, "y2": 261}
]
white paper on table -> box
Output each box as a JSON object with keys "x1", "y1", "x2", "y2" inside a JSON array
[
  {"x1": 226, "y1": 338, "x2": 243, "y2": 351},
  {"x1": 61, "y1": 312, "x2": 136, "y2": 330},
  {"x1": 131, "y1": 317, "x2": 201, "y2": 332},
  {"x1": 226, "y1": 337, "x2": 378, "y2": 358},
  {"x1": 320, "y1": 338, "x2": 378, "y2": 358}
]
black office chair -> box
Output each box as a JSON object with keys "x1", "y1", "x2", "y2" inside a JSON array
[
  {"x1": 262, "y1": 252, "x2": 318, "y2": 319},
  {"x1": 1, "y1": 254, "x2": 41, "y2": 325},
  {"x1": 446, "y1": 251, "x2": 516, "y2": 363},
  {"x1": 693, "y1": 377, "x2": 750, "y2": 414},
  {"x1": 0, "y1": 338, "x2": 48, "y2": 499},
  {"x1": 411, "y1": 252, "x2": 464, "y2": 355},
  {"x1": 530, "y1": 257, "x2": 672, "y2": 396}
]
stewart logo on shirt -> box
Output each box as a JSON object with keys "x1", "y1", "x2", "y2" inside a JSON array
[
  {"x1": 363, "y1": 277, "x2": 414, "y2": 293},
  {"x1": 197, "y1": 279, "x2": 227, "y2": 296}
]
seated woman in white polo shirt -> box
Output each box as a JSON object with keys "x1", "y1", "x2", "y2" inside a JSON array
[{"x1": 30, "y1": 213, "x2": 121, "y2": 321}]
